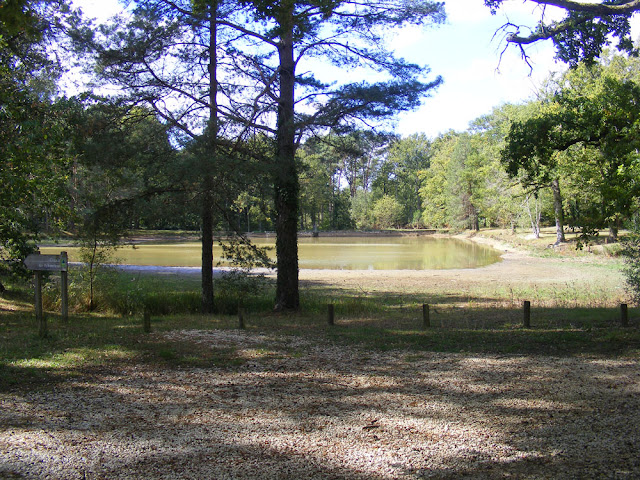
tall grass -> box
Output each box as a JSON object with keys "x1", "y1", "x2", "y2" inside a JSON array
[
  {"x1": 41, "y1": 267, "x2": 275, "y2": 316},
  {"x1": 36, "y1": 265, "x2": 629, "y2": 329}
]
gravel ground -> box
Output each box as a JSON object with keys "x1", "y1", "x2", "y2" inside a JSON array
[{"x1": 2, "y1": 329, "x2": 639, "y2": 479}]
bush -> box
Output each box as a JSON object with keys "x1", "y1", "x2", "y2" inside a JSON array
[
  {"x1": 372, "y1": 195, "x2": 404, "y2": 229},
  {"x1": 621, "y1": 230, "x2": 640, "y2": 304}
]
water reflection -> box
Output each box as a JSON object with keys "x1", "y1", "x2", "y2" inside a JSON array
[{"x1": 41, "y1": 235, "x2": 502, "y2": 270}]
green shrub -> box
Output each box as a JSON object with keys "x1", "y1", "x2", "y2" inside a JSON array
[
  {"x1": 621, "y1": 229, "x2": 640, "y2": 304},
  {"x1": 372, "y1": 195, "x2": 404, "y2": 229}
]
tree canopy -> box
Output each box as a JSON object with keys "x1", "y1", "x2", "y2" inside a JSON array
[
  {"x1": 502, "y1": 59, "x2": 640, "y2": 241},
  {"x1": 486, "y1": 0, "x2": 640, "y2": 65}
]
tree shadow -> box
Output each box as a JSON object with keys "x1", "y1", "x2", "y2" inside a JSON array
[{"x1": 2, "y1": 331, "x2": 639, "y2": 479}]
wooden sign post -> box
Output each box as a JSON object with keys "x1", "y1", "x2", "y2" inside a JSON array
[{"x1": 24, "y1": 252, "x2": 69, "y2": 337}]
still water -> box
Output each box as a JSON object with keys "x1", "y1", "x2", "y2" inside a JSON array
[{"x1": 41, "y1": 235, "x2": 501, "y2": 270}]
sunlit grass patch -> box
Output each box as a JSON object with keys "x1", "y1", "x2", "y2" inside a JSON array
[{"x1": 12, "y1": 345, "x2": 135, "y2": 370}]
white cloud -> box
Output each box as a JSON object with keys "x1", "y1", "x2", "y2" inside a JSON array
[
  {"x1": 444, "y1": 1, "x2": 494, "y2": 25},
  {"x1": 70, "y1": 0, "x2": 127, "y2": 21}
]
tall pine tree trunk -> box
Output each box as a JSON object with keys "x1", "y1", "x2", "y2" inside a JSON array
[
  {"x1": 201, "y1": 179, "x2": 215, "y2": 313},
  {"x1": 274, "y1": 13, "x2": 299, "y2": 311},
  {"x1": 201, "y1": 2, "x2": 218, "y2": 314},
  {"x1": 551, "y1": 178, "x2": 566, "y2": 245}
]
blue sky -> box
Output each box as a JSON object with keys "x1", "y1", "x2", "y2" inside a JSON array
[
  {"x1": 71, "y1": 0, "x2": 568, "y2": 138},
  {"x1": 392, "y1": 1, "x2": 567, "y2": 137}
]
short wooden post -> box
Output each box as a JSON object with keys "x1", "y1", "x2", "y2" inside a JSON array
[
  {"x1": 621, "y1": 303, "x2": 629, "y2": 327},
  {"x1": 422, "y1": 303, "x2": 430, "y2": 328},
  {"x1": 143, "y1": 309, "x2": 151, "y2": 333},
  {"x1": 328, "y1": 304, "x2": 335, "y2": 326},
  {"x1": 523, "y1": 300, "x2": 531, "y2": 328},
  {"x1": 238, "y1": 306, "x2": 245, "y2": 329},
  {"x1": 35, "y1": 271, "x2": 47, "y2": 338},
  {"x1": 60, "y1": 251, "x2": 68, "y2": 322}
]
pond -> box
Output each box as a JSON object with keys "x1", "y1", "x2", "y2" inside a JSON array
[{"x1": 41, "y1": 235, "x2": 502, "y2": 270}]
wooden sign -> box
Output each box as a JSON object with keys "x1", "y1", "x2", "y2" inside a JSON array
[
  {"x1": 24, "y1": 252, "x2": 69, "y2": 337},
  {"x1": 24, "y1": 253, "x2": 68, "y2": 272}
]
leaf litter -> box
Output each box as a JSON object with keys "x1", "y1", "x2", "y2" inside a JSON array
[{"x1": 1, "y1": 329, "x2": 639, "y2": 479}]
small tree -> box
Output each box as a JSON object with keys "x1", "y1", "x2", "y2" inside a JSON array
[
  {"x1": 373, "y1": 195, "x2": 404, "y2": 229},
  {"x1": 76, "y1": 213, "x2": 120, "y2": 311}
]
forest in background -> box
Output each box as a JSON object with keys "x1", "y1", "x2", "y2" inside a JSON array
[
  {"x1": 4, "y1": 0, "x2": 640, "y2": 310},
  {"x1": 6, "y1": 50, "x2": 639, "y2": 244}
]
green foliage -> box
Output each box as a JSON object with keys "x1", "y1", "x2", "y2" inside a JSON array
[
  {"x1": 375, "y1": 133, "x2": 432, "y2": 226},
  {"x1": 0, "y1": 1, "x2": 78, "y2": 272},
  {"x1": 218, "y1": 234, "x2": 274, "y2": 271},
  {"x1": 350, "y1": 190, "x2": 375, "y2": 230},
  {"x1": 419, "y1": 131, "x2": 514, "y2": 231},
  {"x1": 419, "y1": 134, "x2": 452, "y2": 228},
  {"x1": 372, "y1": 195, "x2": 403, "y2": 229},
  {"x1": 0, "y1": 94, "x2": 75, "y2": 281},
  {"x1": 621, "y1": 229, "x2": 640, "y2": 305},
  {"x1": 76, "y1": 232, "x2": 118, "y2": 312},
  {"x1": 502, "y1": 59, "x2": 640, "y2": 240},
  {"x1": 297, "y1": 139, "x2": 339, "y2": 230},
  {"x1": 485, "y1": 0, "x2": 640, "y2": 65}
]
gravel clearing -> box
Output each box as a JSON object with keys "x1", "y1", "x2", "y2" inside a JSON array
[{"x1": 2, "y1": 329, "x2": 639, "y2": 479}]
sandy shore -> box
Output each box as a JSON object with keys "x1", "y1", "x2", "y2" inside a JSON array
[{"x1": 298, "y1": 233, "x2": 625, "y2": 303}]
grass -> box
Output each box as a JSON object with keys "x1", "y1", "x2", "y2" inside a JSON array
[
  {"x1": 2, "y1": 282, "x2": 639, "y2": 391},
  {"x1": 2, "y1": 228, "x2": 639, "y2": 391},
  {"x1": 479, "y1": 226, "x2": 628, "y2": 259}
]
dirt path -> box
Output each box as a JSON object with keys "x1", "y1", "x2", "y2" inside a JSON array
[{"x1": 2, "y1": 330, "x2": 639, "y2": 479}]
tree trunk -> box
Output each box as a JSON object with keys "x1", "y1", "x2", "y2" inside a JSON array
[
  {"x1": 201, "y1": 2, "x2": 218, "y2": 314},
  {"x1": 274, "y1": 15, "x2": 299, "y2": 311},
  {"x1": 608, "y1": 217, "x2": 620, "y2": 243},
  {"x1": 526, "y1": 194, "x2": 541, "y2": 238},
  {"x1": 551, "y1": 178, "x2": 566, "y2": 244},
  {"x1": 201, "y1": 181, "x2": 215, "y2": 313},
  {"x1": 470, "y1": 204, "x2": 480, "y2": 231}
]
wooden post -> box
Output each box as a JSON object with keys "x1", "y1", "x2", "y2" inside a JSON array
[
  {"x1": 35, "y1": 271, "x2": 47, "y2": 338},
  {"x1": 621, "y1": 303, "x2": 629, "y2": 327},
  {"x1": 238, "y1": 306, "x2": 245, "y2": 329},
  {"x1": 422, "y1": 303, "x2": 430, "y2": 328},
  {"x1": 328, "y1": 304, "x2": 335, "y2": 326},
  {"x1": 60, "y1": 251, "x2": 68, "y2": 322},
  {"x1": 523, "y1": 300, "x2": 531, "y2": 328},
  {"x1": 143, "y1": 309, "x2": 151, "y2": 333}
]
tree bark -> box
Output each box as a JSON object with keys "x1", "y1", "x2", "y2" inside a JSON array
[
  {"x1": 274, "y1": 12, "x2": 300, "y2": 311},
  {"x1": 551, "y1": 178, "x2": 566, "y2": 244},
  {"x1": 201, "y1": 178, "x2": 215, "y2": 313},
  {"x1": 470, "y1": 204, "x2": 480, "y2": 232},
  {"x1": 201, "y1": 2, "x2": 218, "y2": 314},
  {"x1": 526, "y1": 194, "x2": 541, "y2": 238},
  {"x1": 608, "y1": 217, "x2": 620, "y2": 243}
]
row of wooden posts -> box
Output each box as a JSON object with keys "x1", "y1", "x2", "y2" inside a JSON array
[
  {"x1": 323, "y1": 301, "x2": 632, "y2": 329},
  {"x1": 227, "y1": 301, "x2": 631, "y2": 331},
  {"x1": 143, "y1": 301, "x2": 634, "y2": 332}
]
